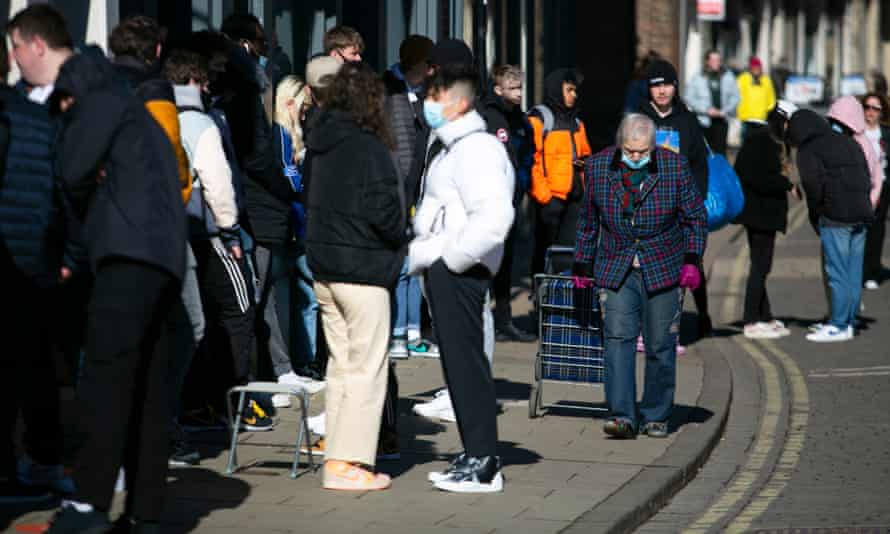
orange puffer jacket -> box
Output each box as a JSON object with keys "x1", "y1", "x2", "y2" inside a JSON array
[{"x1": 529, "y1": 116, "x2": 592, "y2": 205}]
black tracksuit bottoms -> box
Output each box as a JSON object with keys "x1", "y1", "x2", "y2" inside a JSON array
[
  {"x1": 73, "y1": 260, "x2": 178, "y2": 521},
  {"x1": 425, "y1": 260, "x2": 498, "y2": 458},
  {"x1": 743, "y1": 228, "x2": 776, "y2": 324}
]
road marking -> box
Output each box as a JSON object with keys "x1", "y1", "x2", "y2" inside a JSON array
[
  {"x1": 808, "y1": 365, "x2": 890, "y2": 378},
  {"x1": 808, "y1": 370, "x2": 890, "y2": 378},
  {"x1": 686, "y1": 202, "x2": 811, "y2": 533}
]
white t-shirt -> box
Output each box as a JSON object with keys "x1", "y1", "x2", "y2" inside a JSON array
[{"x1": 865, "y1": 126, "x2": 886, "y2": 182}]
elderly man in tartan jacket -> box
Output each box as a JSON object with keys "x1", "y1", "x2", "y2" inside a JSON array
[{"x1": 572, "y1": 113, "x2": 706, "y2": 439}]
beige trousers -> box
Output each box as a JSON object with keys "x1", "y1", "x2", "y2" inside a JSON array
[{"x1": 314, "y1": 281, "x2": 390, "y2": 466}]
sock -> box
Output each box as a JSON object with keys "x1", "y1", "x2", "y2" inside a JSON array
[{"x1": 62, "y1": 499, "x2": 94, "y2": 513}]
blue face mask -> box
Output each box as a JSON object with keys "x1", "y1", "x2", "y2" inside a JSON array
[
  {"x1": 258, "y1": 55, "x2": 268, "y2": 68},
  {"x1": 424, "y1": 100, "x2": 449, "y2": 130},
  {"x1": 622, "y1": 153, "x2": 650, "y2": 170}
]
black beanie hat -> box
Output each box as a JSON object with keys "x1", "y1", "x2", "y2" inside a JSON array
[
  {"x1": 429, "y1": 38, "x2": 474, "y2": 68},
  {"x1": 645, "y1": 59, "x2": 678, "y2": 86}
]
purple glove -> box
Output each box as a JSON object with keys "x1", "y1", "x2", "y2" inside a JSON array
[
  {"x1": 679, "y1": 264, "x2": 701, "y2": 290},
  {"x1": 572, "y1": 275, "x2": 594, "y2": 289}
]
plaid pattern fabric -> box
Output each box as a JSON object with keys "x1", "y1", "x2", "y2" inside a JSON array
[
  {"x1": 538, "y1": 277, "x2": 604, "y2": 384},
  {"x1": 574, "y1": 147, "x2": 706, "y2": 292}
]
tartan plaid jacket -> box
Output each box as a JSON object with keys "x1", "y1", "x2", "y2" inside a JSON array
[{"x1": 573, "y1": 146, "x2": 706, "y2": 292}]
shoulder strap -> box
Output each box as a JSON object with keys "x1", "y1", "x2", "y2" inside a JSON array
[{"x1": 530, "y1": 105, "x2": 555, "y2": 134}]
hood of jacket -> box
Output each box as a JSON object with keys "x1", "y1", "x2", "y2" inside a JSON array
[
  {"x1": 306, "y1": 109, "x2": 366, "y2": 154},
  {"x1": 787, "y1": 109, "x2": 831, "y2": 147},
  {"x1": 543, "y1": 68, "x2": 579, "y2": 118},
  {"x1": 173, "y1": 84, "x2": 204, "y2": 110},
  {"x1": 638, "y1": 96, "x2": 691, "y2": 121},
  {"x1": 432, "y1": 109, "x2": 488, "y2": 147},
  {"x1": 827, "y1": 96, "x2": 866, "y2": 134},
  {"x1": 54, "y1": 46, "x2": 123, "y2": 101},
  {"x1": 113, "y1": 55, "x2": 161, "y2": 87},
  {"x1": 480, "y1": 89, "x2": 512, "y2": 116}
]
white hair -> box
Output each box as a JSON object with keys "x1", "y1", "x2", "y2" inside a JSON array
[{"x1": 616, "y1": 113, "x2": 656, "y2": 148}]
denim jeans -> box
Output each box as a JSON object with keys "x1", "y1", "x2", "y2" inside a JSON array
[
  {"x1": 602, "y1": 269, "x2": 681, "y2": 428},
  {"x1": 293, "y1": 242, "x2": 317, "y2": 363},
  {"x1": 392, "y1": 259, "x2": 421, "y2": 339},
  {"x1": 820, "y1": 222, "x2": 867, "y2": 329}
]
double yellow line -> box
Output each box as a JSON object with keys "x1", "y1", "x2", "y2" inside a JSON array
[{"x1": 683, "y1": 203, "x2": 811, "y2": 533}]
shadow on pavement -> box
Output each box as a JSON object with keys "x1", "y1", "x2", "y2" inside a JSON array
[
  {"x1": 162, "y1": 467, "x2": 251, "y2": 533},
  {"x1": 0, "y1": 497, "x2": 59, "y2": 533}
]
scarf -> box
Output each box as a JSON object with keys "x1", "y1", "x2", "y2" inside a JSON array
[{"x1": 621, "y1": 166, "x2": 647, "y2": 217}]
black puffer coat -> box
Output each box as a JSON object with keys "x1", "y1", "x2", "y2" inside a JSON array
[
  {"x1": 788, "y1": 109, "x2": 873, "y2": 230},
  {"x1": 733, "y1": 123, "x2": 793, "y2": 233},
  {"x1": 54, "y1": 50, "x2": 186, "y2": 280}
]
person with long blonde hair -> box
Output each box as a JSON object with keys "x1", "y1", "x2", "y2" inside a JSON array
[{"x1": 266, "y1": 74, "x2": 325, "y2": 409}]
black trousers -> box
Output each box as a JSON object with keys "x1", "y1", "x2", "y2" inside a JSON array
[
  {"x1": 532, "y1": 196, "x2": 581, "y2": 276},
  {"x1": 864, "y1": 181, "x2": 890, "y2": 281},
  {"x1": 492, "y1": 221, "x2": 517, "y2": 327},
  {"x1": 704, "y1": 117, "x2": 729, "y2": 156},
  {"x1": 425, "y1": 260, "x2": 497, "y2": 458},
  {"x1": 0, "y1": 253, "x2": 61, "y2": 477},
  {"x1": 190, "y1": 239, "x2": 255, "y2": 409},
  {"x1": 73, "y1": 261, "x2": 178, "y2": 521},
  {"x1": 743, "y1": 228, "x2": 776, "y2": 324}
]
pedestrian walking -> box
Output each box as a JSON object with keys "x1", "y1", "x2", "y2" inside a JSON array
[
  {"x1": 736, "y1": 57, "x2": 777, "y2": 126},
  {"x1": 529, "y1": 68, "x2": 592, "y2": 277},
  {"x1": 733, "y1": 104, "x2": 799, "y2": 339},
  {"x1": 861, "y1": 92, "x2": 890, "y2": 289},
  {"x1": 684, "y1": 49, "x2": 740, "y2": 155},
  {"x1": 408, "y1": 63, "x2": 514, "y2": 493},
  {"x1": 305, "y1": 62, "x2": 406, "y2": 491},
  {"x1": 638, "y1": 59, "x2": 712, "y2": 340},
  {"x1": 573, "y1": 113, "x2": 706, "y2": 440},
  {"x1": 788, "y1": 110, "x2": 873, "y2": 343}
]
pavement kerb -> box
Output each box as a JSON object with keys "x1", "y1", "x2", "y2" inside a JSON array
[{"x1": 558, "y1": 225, "x2": 745, "y2": 534}]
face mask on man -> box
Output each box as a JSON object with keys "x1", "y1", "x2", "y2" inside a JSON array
[
  {"x1": 424, "y1": 100, "x2": 449, "y2": 129},
  {"x1": 621, "y1": 153, "x2": 650, "y2": 170}
]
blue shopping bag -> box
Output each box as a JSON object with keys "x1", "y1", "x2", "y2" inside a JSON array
[{"x1": 704, "y1": 146, "x2": 744, "y2": 231}]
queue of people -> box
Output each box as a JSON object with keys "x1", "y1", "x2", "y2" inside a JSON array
[{"x1": 1, "y1": 3, "x2": 888, "y2": 532}]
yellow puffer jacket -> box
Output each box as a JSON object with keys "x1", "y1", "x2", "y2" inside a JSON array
[
  {"x1": 146, "y1": 100, "x2": 192, "y2": 204},
  {"x1": 736, "y1": 72, "x2": 776, "y2": 123}
]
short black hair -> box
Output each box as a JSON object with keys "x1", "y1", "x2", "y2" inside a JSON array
[
  {"x1": 7, "y1": 4, "x2": 73, "y2": 51},
  {"x1": 427, "y1": 62, "x2": 479, "y2": 99},
  {"x1": 0, "y1": 34, "x2": 8, "y2": 80},
  {"x1": 163, "y1": 49, "x2": 209, "y2": 85},
  {"x1": 109, "y1": 15, "x2": 161, "y2": 63},
  {"x1": 221, "y1": 13, "x2": 262, "y2": 43}
]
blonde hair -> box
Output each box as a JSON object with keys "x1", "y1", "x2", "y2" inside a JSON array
[{"x1": 275, "y1": 75, "x2": 308, "y2": 161}]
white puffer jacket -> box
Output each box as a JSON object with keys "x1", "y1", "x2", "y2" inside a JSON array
[{"x1": 409, "y1": 110, "x2": 515, "y2": 276}]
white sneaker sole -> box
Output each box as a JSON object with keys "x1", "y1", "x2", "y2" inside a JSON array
[
  {"x1": 805, "y1": 333, "x2": 851, "y2": 342},
  {"x1": 433, "y1": 472, "x2": 504, "y2": 493},
  {"x1": 271, "y1": 394, "x2": 291, "y2": 408}
]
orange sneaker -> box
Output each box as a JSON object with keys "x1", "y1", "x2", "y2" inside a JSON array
[{"x1": 322, "y1": 460, "x2": 391, "y2": 491}]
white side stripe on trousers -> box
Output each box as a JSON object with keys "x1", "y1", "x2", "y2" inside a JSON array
[{"x1": 211, "y1": 237, "x2": 252, "y2": 313}]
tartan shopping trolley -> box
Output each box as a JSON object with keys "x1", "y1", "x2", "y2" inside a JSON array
[{"x1": 528, "y1": 246, "x2": 607, "y2": 418}]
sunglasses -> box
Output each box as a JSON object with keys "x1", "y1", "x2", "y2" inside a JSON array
[{"x1": 865, "y1": 104, "x2": 883, "y2": 112}]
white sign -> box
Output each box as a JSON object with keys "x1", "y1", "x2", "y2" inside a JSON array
[
  {"x1": 698, "y1": 0, "x2": 726, "y2": 21},
  {"x1": 840, "y1": 75, "x2": 868, "y2": 96},
  {"x1": 785, "y1": 75, "x2": 824, "y2": 104}
]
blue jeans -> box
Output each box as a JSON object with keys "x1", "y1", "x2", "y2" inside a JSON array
[
  {"x1": 820, "y1": 222, "x2": 867, "y2": 329},
  {"x1": 293, "y1": 243, "x2": 317, "y2": 363},
  {"x1": 602, "y1": 269, "x2": 681, "y2": 428},
  {"x1": 392, "y1": 259, "x2": 421, "y2": 339}
]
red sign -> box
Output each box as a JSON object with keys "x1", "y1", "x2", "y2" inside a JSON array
[{"x1": 697, "y1": 0, "x2": 726, "y2": 21}]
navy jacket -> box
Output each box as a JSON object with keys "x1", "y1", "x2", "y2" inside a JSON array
[{"x1": 0, "y1": 86, "x2": 66, "y2": 287}]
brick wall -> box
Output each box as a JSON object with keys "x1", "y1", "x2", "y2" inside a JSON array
[{"x1": 636, "y1": 0, "x2": 681, "y2": 70}]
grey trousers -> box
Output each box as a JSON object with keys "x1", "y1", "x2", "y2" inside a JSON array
[
  {"x1": 254, "y1": 243, "x2": 294, "y2": 377},
  {"x1": 166, "y1": 244, "x2": 205, "y2": 421}
]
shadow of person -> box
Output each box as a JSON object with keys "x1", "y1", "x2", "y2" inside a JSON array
[
  {"x1": 668, "y1": 404, "x2": 715, "y2": 433},
  {"x1": 161, "y1": 467, "x2": 251, "y2": 534}
]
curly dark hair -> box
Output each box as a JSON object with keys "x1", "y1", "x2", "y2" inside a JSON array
[
  {"x1": 326, "y1": 62, "x2": 392, "y2": 148},
  {"x1": 109, "y1": 15, "x2": 161, "y2": 63}
]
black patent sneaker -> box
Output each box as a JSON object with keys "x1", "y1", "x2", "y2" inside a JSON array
[
  {"x1": 603, "y1": 418, "x2": 637, "y2": 439},
  {"x1": 45, "y1": 506, "x2": 111, "y2": 534},
  {"x1": 168, "y1": 437, "x2": 200, "y2": 467},
  {"x1": 640, "y1": 421, "x2": 669, "y2": 438},
  {"x1": 427, "y1": 452, "x2": 468, "y2": 483},
  {"x1": 495, "y1": 323, "x2": 536, "y2": 343},
  {"x1": 432, "y1": 455, "x2": 504, "y2": 493}
]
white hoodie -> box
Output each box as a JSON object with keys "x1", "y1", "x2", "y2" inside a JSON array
[{"x1": 409, "y1": 110, "x2": 515, "y2": 276}]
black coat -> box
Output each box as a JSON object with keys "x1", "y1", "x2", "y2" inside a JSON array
[
  {"x1": 54, "y1": 50, "x2": 186, "y2": 280},
  {"x1": 305, "y1": 111, "x2": 407, "y2": 288},
  {"x1": 639, "y1": 98, "x2": 709, "y2": 197},
  {"x1": 383, "y1": 68, "x2": 426, "y2": 209},
  {"x1": 733, "y1": 124, "x2": 793, "y2": 233},
  {"x1": 788, "y1": 110, "x2": 873, "y2": 230}
]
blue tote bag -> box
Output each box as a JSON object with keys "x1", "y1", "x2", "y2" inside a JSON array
[{"x1": 703, "y1": 144, "x2": 744, "y2": 231}]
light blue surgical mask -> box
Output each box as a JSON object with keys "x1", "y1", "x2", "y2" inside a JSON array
[
  {"x1": 424, "y1": 100, "x2": 449, "y2": 129},
  {"x1": 621, "y1": 153, "x2": 650, "y2": 170},
  {"x1": 258, "y1": 55, "x2": 268, "y2": 68}
]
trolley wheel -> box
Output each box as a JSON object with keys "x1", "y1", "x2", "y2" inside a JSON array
[{"x1": 528, "y1": 382, "x2": 539, "y2": 418}]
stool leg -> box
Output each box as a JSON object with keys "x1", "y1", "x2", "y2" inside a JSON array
[
  {"x1": 291, "y1": 393, "x2": 304, "y2": 479},
  {"x1": 226, "y1": 391, "x2": 247, "y2": 475},
  {"x1": 300, "y1": 392, "x2": 315, "y2": 472}
]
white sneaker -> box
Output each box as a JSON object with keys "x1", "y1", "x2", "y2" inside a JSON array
[
  {"x1": 277, "y1": 371, "x2": 302, "y2": 385},
  {"x1": 307, "y1": 413, "x2": 326, "y2": 436},
  {"x1": 412, "y1": 389, "x2": 453, "y2": 418},
  {"x1": 389, "y1": 338, "x2": 409, "y2": 359},
  {"x1": 864, "y1": 279, "x2": 879, "y2": 290},
  {"x1": 847, "y1": 326, "x2": 855, "y2": 338},
  {"x1": 744, "y1": 322, "x2": 783, "y2": 339},
  {"x1": 271, "y1": 394, "x2": 291, "y2": 408},
  {"x1": 808, "y1": 322, "x2": 825, "y2": 333},
  {"x1": 433, "y1": 471, "x2": 504, "y2": 493},
  {"x1": 278, "y1": 371, "x2": 326, "y2": 395},
  {"x1": 768, "y1": 320, "x2": 791, "y2": 337},
  {"x1": 806, "y1": 324, "x2": 851, "y2": 342}
]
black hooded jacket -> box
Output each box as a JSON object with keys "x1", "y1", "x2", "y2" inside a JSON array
[
  {"x1": 732, "y1": 123, "x2": 793, "y2": 232},
  {"x1": 478, "y1": 90, "x2": 534, "y2": 202},
  {"x1": 53, "y1": 50, "x2": 186, "y2": 280},
  {"x1": 304, "y1": 110, "x2": 407, "y2": 288},
  {"x1": 538, "y1": 68, "x2": 582, "y2": 131},
  {"x1": 639, "y1": 97, "x2": 709, "y2": 198},
  {"x1": 787, "y1": 109, "x2": 873, "y2": 229}
]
